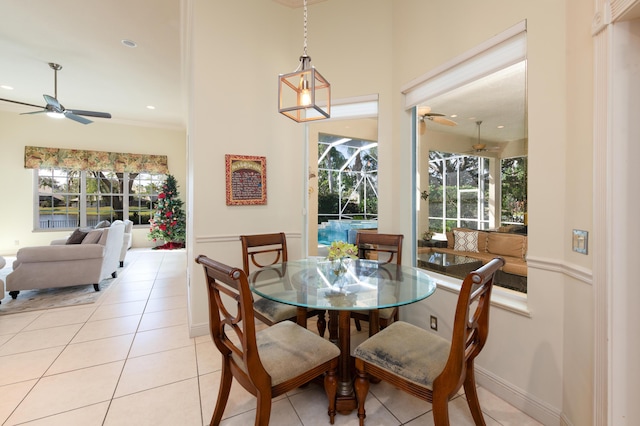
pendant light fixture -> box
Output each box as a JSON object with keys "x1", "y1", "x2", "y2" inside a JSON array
[{"x1": 278, "y1": 0, "x2": 330, "y2": 122}]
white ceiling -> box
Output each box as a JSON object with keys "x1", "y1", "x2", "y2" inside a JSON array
[
  {"x1": 0, "y1": 0, "x2": 526, "y2": 141},
  {"x1": 0, "y1": 0, "x2": 186, "y2": 128}
]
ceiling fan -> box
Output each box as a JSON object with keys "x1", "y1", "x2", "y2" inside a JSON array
[
  {"x1": 465, "y1": 120, "x2": 502, "y2": 154},
  {"x1": 0, "y1": 62, "x2": 112, "y2": 125},
  {"x1": 418, "y1": 106, "x2": 457, "y2": 135}
]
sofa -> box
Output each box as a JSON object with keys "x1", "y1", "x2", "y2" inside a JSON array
[
  {"x1": 0, "y1": 256, "x2": 5, "y2": 303},
  {"x1": 6, "y1": 220, "x2": 125, "y2": 299},
  {"x1": 120, "y1": 219, "x2": 133, "y2": 267},
  {"x1": 418, "y1": 227, "x2": 527, "y2": 277}
]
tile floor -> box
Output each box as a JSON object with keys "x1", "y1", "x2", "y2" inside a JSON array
[{"x1": 0, "y1": 248, "x2": 542, "y2": 425}]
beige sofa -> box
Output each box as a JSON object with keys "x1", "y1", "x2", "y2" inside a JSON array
[
  {"x1": 6, "y1": 221, "x2": 125, "y2": 299},
  {"x1": 0, "y1": 256, "x2": 5, "y2": 303},
  {"x1": 418, "y1": 227, "x2": 527, "y2": 277}
]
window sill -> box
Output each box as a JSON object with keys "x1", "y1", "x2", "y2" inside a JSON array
[{"x1": 425, "y1": 270, "x2": 531, "y2": 318}]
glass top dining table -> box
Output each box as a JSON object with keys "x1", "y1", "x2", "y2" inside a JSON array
[
  {"x1": 248, "y1": 257, "x2": 437, "y2": 416},
  {"x1": 249, "y1": 257, "x2": 437, "y2": 311}
]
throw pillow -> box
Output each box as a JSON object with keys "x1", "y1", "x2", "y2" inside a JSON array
[
  {"x1": 94, "y1": 220, "x2": 111, "y2": 229},
  {"x1": 454, "y1": 230, "x2": 479, "y2": 252},
  {"x1": 82, "y1": 229, "x2": 104, "y2": 244},
  {"x1": 66, "y1": 228, "x2": 88, "y2": 244}
]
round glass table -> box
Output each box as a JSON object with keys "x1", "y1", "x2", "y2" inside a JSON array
[{"x1": 249, "y1": 258, "x2": 437, "y2": 415}]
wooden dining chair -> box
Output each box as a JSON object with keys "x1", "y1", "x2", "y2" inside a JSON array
[
  {"x1": 352, "y1": 232, "x2": 404, "y2": 336},
  {"x1": 240, "y1": 232, "x2": 327, "y2": 336},
  {"x1": 352, "y1": 256, "x2": 505, "y2": 426},
  {"x1": 195, "y1": 255, "x2": 340, "y2": 426}
]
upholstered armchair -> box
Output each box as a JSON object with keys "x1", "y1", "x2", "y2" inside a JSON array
[
  {"x1": 6, "y1": 221, "x2": 125, "y2": 299},
  {"x1": 119, "y1": 219, "x2": 133, "y2": 267}
]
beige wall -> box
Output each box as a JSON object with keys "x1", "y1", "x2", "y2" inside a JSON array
[
  {"x1": 186, "y1": 0, "x2": 393, "y2": 334},
  {"x1": 0, "y1": 109, "x2": 186, "y2": 255},
  {"x1": 186, "y1": 0, "x2": 596, "y2": 423},
  {"x1": 390, "y1": 1, "x2": 593, "y2": 424}
]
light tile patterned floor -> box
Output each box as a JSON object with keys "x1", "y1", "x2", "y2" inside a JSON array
[{"x1": 0, "y1": 249, "x2": 542, "y2": 425}]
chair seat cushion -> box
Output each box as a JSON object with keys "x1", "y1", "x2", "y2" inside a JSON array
[
  {"x1": 353, "y1": 321, "x2": 450, "y2": 388},
  {"x1": 242, "y1": 321, "x2": 340, "y2": 386},
  {"x1": 253, "y1": 297, "x2": 298, "y2": 323}
]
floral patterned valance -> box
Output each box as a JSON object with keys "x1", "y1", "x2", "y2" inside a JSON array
[{"x1": 24, "y1": 146, "x2": 169, "y2": 174}]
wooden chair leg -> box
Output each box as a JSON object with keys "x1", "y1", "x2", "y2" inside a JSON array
[
  {"x1": 431, "y1": 392, "x2": 451, "y2": 426},
  {"x1": 463, "y1": 363, "x2": 486, "y2": 426},
  {"x1": 354, "y1": 368, "x2": 370, "y2": 426},
  {"x1": 354, "y1": 318, "x2": 362, "y2": 331},
  {"x1": 255, "y1": 392, "x2": 272, "y2": 426},
  {"x1": 317, "y1": 311, "x2": 327, "y2": 337},
  {"x1": 210, "y1": 362, "x2": 233, "y2": 426},
  {"x1": 325, "y1": 366, "x2": 338, "y2": 424}
]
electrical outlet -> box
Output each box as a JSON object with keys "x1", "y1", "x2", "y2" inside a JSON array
[
  {"x1": 430, "y1": 315, "x2": 438, "y2": 331},
  {"x1": 14, "y1": 240, "x2": 19, "y2": 246}
]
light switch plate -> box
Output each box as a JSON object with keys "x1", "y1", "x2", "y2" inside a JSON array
[{"x1": 572, "y1": 230, "x2": 588, "y2": 254}]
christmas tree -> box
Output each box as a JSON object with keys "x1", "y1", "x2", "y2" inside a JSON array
[{"x1": 148, "y1": 174, "x2": 186, "y2": 249}]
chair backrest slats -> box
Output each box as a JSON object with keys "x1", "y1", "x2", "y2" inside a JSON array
[
  {"x1": 434, "y1": 257, "x2": 505, "y2": 394},
  {"x1": 355, "y1": 232, "x2": 404, "y2": 265},
  {"x1": 195, "y1": 255, "x2": 270, "y2": 384},
  {"x1": 240, "y1": 233, "x2": 288, "y2": 274}
]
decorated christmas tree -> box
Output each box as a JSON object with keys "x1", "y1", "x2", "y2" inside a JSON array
[{"x1": 148, "y1": 174, "x2": 186, "y2": 249}]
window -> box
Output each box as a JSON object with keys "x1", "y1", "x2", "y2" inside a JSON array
[
  {"x1": 35, "y1": 168, "x2": 165, "y2": 229},
  {"x1": 428, "y1": 151, "x2": 490, "y2": 232}
]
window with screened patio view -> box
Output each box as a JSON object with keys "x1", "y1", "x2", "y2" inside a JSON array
[
  {"x1": 35, "y1": 168, "x2": 165, "y2": 229},
  {"x1": 420, "y1": 151, "x2": 528, "y2": 294}
]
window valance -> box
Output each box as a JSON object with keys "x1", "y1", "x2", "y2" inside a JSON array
[{"x1": 24, "y1": 146, "x2": 169, "y2": 174}]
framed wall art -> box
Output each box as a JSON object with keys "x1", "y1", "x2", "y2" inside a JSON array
[{"x1": 225, "y1": 154, "x2": 267, "y2": 205}]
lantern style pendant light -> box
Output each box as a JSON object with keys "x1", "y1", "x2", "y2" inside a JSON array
[{"x1": 278, "y1": 0, "x2": 330, "y2": 122}]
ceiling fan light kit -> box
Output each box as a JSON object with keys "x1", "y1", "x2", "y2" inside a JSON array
[
  {"x1": 278, "y1": 0, "x2": 330, "y2": 122},
  {"x1": 0, "y1": 62, "x2": 112, "y2": 125}
]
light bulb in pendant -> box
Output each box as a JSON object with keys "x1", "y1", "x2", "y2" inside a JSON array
[{"x1": 298, "y1": 76, "x2": 311, "y2": 106}]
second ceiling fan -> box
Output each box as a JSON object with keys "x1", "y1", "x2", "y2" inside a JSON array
[
  {"x1": 418, "y1": 106, "x2": 457, "y2": 135},
  {"x1": 0, "y1": 62, "x2": 112, "y2": 125}
]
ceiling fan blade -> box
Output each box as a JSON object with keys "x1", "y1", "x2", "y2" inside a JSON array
[
  {"x1": 20, "y1": 110, "x2": 48, "y2": 116},
  {"x1": 67, "y1": 109, "x2": 112, "y2": 119},
  {"x1": 64, "y1": 111, "x2": 93, "y2": 125},
  {"x1": 417, "y1": 106, "x2": 432, "y2": 116},
  {"x1": 0, "y1": 97, "x2": 45, "y2": 109},
  {"x1": 430, "y1": 116, "x2": 457, "y2": 126},
  {"x1": 43, "y1": 94, "x2": 64, "y2": 113}
]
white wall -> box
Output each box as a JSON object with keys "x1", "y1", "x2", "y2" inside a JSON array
[{"x1": 0, "y1": 110, "x2": 186, "y2": 256}]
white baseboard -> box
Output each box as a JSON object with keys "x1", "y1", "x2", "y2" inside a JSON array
[
  {"x1": 476, "y1": 364, "x2": 562, "y2": 425},
  {"x1": 189, "y1": 322, "x2": 209, "y2": 338}
]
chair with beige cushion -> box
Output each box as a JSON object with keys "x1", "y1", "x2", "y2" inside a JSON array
[
  {"x1": 241, "y1": 232, "x2": 327, "y2": 336},
  {"x1": 195, "y1": 255, "x2": 340, "y2": 425},
  {"x1": 352, "y1": 232, "x2": 404, "y2": 336},
  {"x1": 6, "y1": 221, "x2": 125, "y2": 299},
  {"x1": 353, "y1": 257, "x2": 505, "y2": 426}
]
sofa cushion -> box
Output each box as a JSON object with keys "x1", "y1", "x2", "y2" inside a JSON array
[
  {"x1": 82, "y1": 229, "x2": 104, "y2": 244},
  {"x1": 94, "y1": 220, "x2": 111, "y2": 229},
  {"x1": 487, "y1": 233, "x2": 527, "y2": 260},
  {"x1": 66, "y1": 228, "x2": 88, "y2": 244},
  {"x1": 453, "y1": 230, "x2": 478, "y2": 252}
]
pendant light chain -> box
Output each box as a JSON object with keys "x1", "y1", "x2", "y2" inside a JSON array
[{"x1": 303, "y1": 0, "x2": 308, "y2": 57}]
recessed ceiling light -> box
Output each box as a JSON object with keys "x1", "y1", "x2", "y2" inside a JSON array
[
  {"x1": 468, "y1": 117, "x2": 476, "y2": 120},
  {"x1": 497, "y1": 125, "x2": 505, "y2": 129},
  {"x1": 121, "y1": 39, "x2": 137, "y2": 48},
  {"x1": 450, "y1": 114, "x2": 458, "y2": 118},
  {"x1": 146, "y1": 105, "x2": 156, "y2": 110},
  {"x1": 1, "y1": 85, "x2": 14, "y2": 90}
]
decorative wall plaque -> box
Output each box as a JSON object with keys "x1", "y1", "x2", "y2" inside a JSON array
[{"x1": 225, "y1": 154, "x2": 267, "y2": 205}]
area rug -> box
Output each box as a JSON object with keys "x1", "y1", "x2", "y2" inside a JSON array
[{"x1": 0, "y1": 258, "x2": 116, "y2": 315}]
